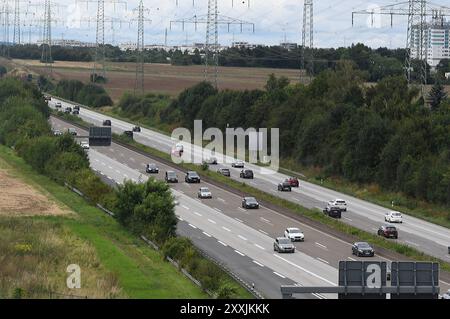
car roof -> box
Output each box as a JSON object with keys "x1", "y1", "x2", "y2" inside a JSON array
[
  {"x1": 287, "y1": 227, "x2": 301, "y2": 232},
  {"x1": 355, "y1": 242, "x2": 370, "y2": 246}
]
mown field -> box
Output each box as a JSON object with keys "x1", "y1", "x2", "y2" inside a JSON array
[
  {"x1": 0, "y1": 145, "x2": 208, "y2": 299},
  {"x1": 12, "y1": 59, "x2": 301, "y2": 102}
]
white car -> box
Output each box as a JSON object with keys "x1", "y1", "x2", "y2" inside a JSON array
[
  {"x1": 198, "y1": 187, "x2": 212, "y2": 199},
  {"x1": 284, "y1": 228, "x2": 305, "y2": 242},
  {"x1": 80, "y1": 141, "x2": 90, "y2": 150},
  {"x1": 441, "y1": 289, "x2": 450, "y2": 299},
  {"x1": 385, "y1": 211, "x2": 403, "y2": 223},
  {"x1": 231, "y1": 160, "x2": 245, "y2": 168},
  {"x1": 329, "y1": 199, "x2": 347, "y2": 212}
]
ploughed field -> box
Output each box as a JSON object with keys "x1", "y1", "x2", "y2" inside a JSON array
[{"x1": 13, "y1": 59, "x2": 301, "y2": 101}]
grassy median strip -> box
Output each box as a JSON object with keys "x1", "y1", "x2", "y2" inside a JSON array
[
  {"x1": 0, "y1": 145, "x2": 208, "y2": 299},
  {"x1": 110, "y1": 134, "x2": 450, "y2": 274}
]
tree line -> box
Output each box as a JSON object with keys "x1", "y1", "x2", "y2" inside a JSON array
[
  {"x1": 117, "y1": 62, "x2": 450, "y2": 216},
  {"x1": 3, "y1": 43, "x2": 442, "y2": 83}
]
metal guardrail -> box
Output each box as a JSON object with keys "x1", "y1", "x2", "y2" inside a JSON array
[{"x1": 196, "y1": 245, "x2": 265, "y2": 299}]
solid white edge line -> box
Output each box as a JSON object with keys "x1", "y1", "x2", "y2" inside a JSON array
[
  {"x1": 252, "y1": 260, "x2": 264, "y2": 267},
  {"x1": 218, "y1": 241, "x2": 228, "y2": 247},
  {"x1": 273, "y1": 254, "x2": 336, "y2": 286},
  {"x1": 202, "y1": 232, "x2": 212, "y2": 238},
  {"x1": 188, "y1": 224, "x2": 197, "y2": 229}
]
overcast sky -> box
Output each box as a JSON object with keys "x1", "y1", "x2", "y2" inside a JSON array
[{"x1": 19, "y1": 0, "x2": 448, "y2": 48}]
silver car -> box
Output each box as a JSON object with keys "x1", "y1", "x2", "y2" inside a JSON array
[{"x1": 274, "y1": 237, "x2": 296, "y2": 253}]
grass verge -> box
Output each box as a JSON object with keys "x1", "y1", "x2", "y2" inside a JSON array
[{"x1": 0, "y1": 144, "x2": 209, "y2": 298}]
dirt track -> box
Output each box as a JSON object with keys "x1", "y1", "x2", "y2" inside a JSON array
[{"x1": 0, "y1": 169, "x2": 69, "y2": 217}]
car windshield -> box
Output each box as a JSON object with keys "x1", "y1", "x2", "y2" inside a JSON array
[
  {"x1": 200, "y1": 188, "x2": 209, "y2": 192},
  {"x1": 246, "y1": 197, "x2": 257, "y2": 203},
  {"x1": 278, "y1": 238, "x2": 291, "y2": 245},
  {"x1": 167, "y1": 172, "x2": 176, "y2": 177},
  {"x1": 336, "y1": 200, "x2": 345, "y2": 204},
  {"x1": 189, "y1": 172, "x2": 199, "y2": 177},
  {"x1": 222, "y1": 169, "x2": 230, "y2": 172},
  {"x1": 149, "y1": 164, "x2": 156, "y2": 168},
  {"x1": 392, "y1": 212, "x2": 402, "y2": 217},
  {"x1": 289, "y1": 228, "x2": 301, "y2": 233},
  {"x1": 386, "y1": 227, "x2": 396, "y2": 231},
  {"x1": 358, "y1": 243, "x2": 370, "y2": 248}
]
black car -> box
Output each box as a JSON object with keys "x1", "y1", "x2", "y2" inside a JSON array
[
  {"x1": 103, "y1": 120, "x2": 112, "y2": 126},
  {"x1": 273, "y1": 237, "x2": 295, "y2": 253},
  {"x1": 132, "y1": 126, "x2": 141, "y2": 132},
  {"x1": 240, "y1": 169, "x2": 254, "y2": 179},
  {"x1": 323, "y1": 207, "x2": 341, "y2": 219},
  {"x1": 146, "y1": 164, "x2": 159, "y2": 174},
  {"x1": 55, "y1": 102, "x2": 62, "y2": 108},
  {"x1": 185, "y1": 171, "x2": 201, "y2": 183},
  {"x1": 377, "y1": 225, "x2": 398, "y2": 239},
  {"x1": 64, "y1": 107, "x2": 72, "y2": 114},
  {"x1": 242, "y1": 197, "x2": 259, "y2": 209},
  {"x1": 67, "y1": 128, "x2": 77, "y2": 136},
  {"x1": 165, "y1": 171, "x2": 178, "y2": 183},
  {"x1": 217, "y1": 168, "x2": 231, "y2": 177},
  {"x1": 278, "y1": 181, "x2": 292, "y2": 192},
  {"x1": 352, "y1": 242, "x2": 375, "y2": 257},
  {"x1": 73, "y1": 105, "x2": 80, "y2": 111},
  {"x1": 72, "y1": 110, "x2": 79, "y2": 115}
]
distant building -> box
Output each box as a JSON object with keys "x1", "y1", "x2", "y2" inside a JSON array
[
  {"x1": 411, "y1": 11, "x2": 450, "y2": 68},
  {"x1": 36, "y1": 39, "x2": 96, "y2": 48},
  {"x1": 445, "y1": 72, "x2": 450, "y2": 80},
  {"x1": 280, "y1": 42, "x2": 298, "y2": 51},
  {"x1": 231, "y1": 41, "x2": 261, "y2": 49}
]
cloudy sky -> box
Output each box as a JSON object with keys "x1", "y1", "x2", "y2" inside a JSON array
[{"x1": 16, "y1": 0, "x2": 449, "y2": 48}]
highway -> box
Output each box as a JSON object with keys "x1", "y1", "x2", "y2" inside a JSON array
[
  {"x1": 50, "y1": 116, "x2": 450, "y2": 298},
  {"x1": 48, "y1": 97, "x2": 450, "y2": 262}
]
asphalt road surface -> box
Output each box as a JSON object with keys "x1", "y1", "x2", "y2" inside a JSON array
[
  {"x1": 50, "y1": 116, "x2": 450, "y2": 298},
  {"x1": 48, "y1": 97, "x2": 450, "y2": 262}
]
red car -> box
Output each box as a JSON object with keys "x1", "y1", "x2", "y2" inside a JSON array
[{"x1": 286, "y1": 177, "x2": 299, "y2": 187}]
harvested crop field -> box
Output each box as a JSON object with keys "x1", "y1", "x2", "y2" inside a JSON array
[
  {"x1": 13, "y1": 59, "x2": 301, "y2": 102},
  {"x1": 0, "y1": 168, "x2": 69, "y2": 217}
]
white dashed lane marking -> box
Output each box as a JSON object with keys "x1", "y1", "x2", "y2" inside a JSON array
[
  {"x1": 253, "y1": 260, "x2": 264, "y2": 267},
  {"x1": 234, "y1": 250, "x2": 245, "y2": 257},
  {"x1": 273, "y1": 272, "x2": 286, "y2": 279}
]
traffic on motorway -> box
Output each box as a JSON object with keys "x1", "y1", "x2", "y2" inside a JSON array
[
  {"x1": 47, "y1": 97, "x2": 450, "y2": 262},
  {"x1": 49, "y1": 114, "x2": 450, "y2": 298}
]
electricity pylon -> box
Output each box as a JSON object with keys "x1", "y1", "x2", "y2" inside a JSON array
[
  {"x1": 41, "y1": 0, "x2": 52, "y2": 75},
  {"x1": 352, "y1": 0, "x2": 450, "y2": 93},
  {"x1": 76, "y1": 0, "x2": 126, "y2": 83},
  {"x1": 302, "y1": 0, "x2": 313, "y2": 80},
  {"x1": 170, "y1": 2, "x2": 254, "y2": 88},
  {"x1": 132, "y1": 0, "x2": 151, "y2": 95}
]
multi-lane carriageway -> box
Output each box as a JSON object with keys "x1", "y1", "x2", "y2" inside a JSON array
[
  {"x1": 48, "y1": 97, "x2": 450, "y2": 262},
  {"x1": 50, "y1": 116, "x2": 450, "y2": 299}
]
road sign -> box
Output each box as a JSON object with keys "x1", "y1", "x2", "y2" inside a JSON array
[
  {"x1": 390, "y1": 262, "x2": 439, "y2": 299},
  {"x1": 89, "y1": 127, "x2": 111, "y2": 146},
  {"x1": 280, "y1": 261, "x2": 440, "y2": 299},
  {"x1": 338, "y1": 261, "x2": 387, "y2": 299}
]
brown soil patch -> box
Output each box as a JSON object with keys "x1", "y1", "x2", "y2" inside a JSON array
[
  {"x1": 12, "y1": 59, "x2": 302, "y2": 101},
  {"x1": 0, "y1": 169, "x2": 70, "y2": 217}
]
